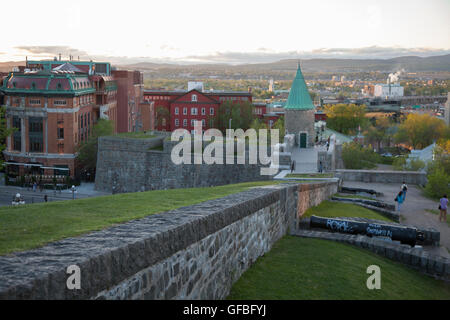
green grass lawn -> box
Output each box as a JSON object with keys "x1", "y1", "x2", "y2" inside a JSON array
[
  {"x1": 227, "y1": 236, "x2": 450, "y2": 300},
  {"x1": 286, "y1": 173, "x2": 334, "y2": 178},
  {"x1": 0, "y1": 181, "x2": 281, "y2": 256},
  {"x1": 334, "y1": 193, "x2": 376, "y2": 201},
  {"x1": 302, "y1": 200, "x2": 392, "y2": 222}
]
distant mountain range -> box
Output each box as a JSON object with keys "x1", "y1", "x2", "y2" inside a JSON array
[
  {"x1": 120, "y1": 54, "x2": 450, "y2": 73},
  {"x1": 1, "y1": 54, "x2": 449, "y2": 74}
]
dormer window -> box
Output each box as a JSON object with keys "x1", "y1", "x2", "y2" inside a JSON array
[
  {"x1": 191, "y1": 94, "x2": 197, "y2": 102},
  {"x1": 31, "y1": 82, "x2": 36, "y2": 90},
  {"x1": 57, "y1": 83, "x2": 62, "y2": 90}
]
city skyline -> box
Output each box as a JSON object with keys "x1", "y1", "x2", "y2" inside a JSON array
[{"x1": 1, "y1": 0, "x2": 450, "y2": 64}]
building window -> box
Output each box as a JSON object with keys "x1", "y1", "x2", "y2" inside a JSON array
[
  {"x1": 192, "y1": 94, "x2": 197, "y2": 102},
  {"x1": 201, "y1": 108, "x2": 206, "y2": 115},
  {"x1": 202, "y1": 119, "x2": 206, "y2": 127},
  {"x1": 57, "y1": 127, "x2": 64, "y2": 139},
  {"x1": 191, "y1": 107, "x2": 198, "y2": 115},
  {"x1": 191, "y1": 119, "x2": 195, "y2": 127},
  {"x1": 175, "y1": 107, "x2": 179, "y2": 115},
  {"x1": 183, "y1": 107, "x2": 187, "y2": 115},
  {"x1": 162, "y1": 118, "x2": 166, "y2": 126},
  {"x1": 210, "y1": 108, "x2": 214, "y2": 115},
  {"x1": 12, "y1": 116, "x2": 21, "y2": 151},
  {"x1": 183, "y1": 119, "x2": 187, "y2": 127},
  {"x1": 54, "y1": 99, "x2": 67, "y2": 106},
  {"x1": 28, "y1": 117, "x2": 43, "y2": 152},
  {"x1": 31, "y1": 82, "x2": 36, "y2": 90},
  {"x1": 57, "y1": 83, "x2": 62, "y2": 90},
  {"x1": 175, "y1": 119, "x2": 179, "y2": 126},
  {"x1": 29, "y1": 99, "x2": 41, "y2": 105}
]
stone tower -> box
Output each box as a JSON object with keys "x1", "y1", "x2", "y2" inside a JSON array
[{"x1": 284, "y1": 63, "x2": 315, "y2": 148}]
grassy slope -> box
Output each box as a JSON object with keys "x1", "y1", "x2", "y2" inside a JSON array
[
  {"x1": 286, "y1": 173, "x2": 334, "y2": 178},
  {"x1": 303, "y1": 200, "x2": 392, "y2": 222},
  {"x1": 0, "y1": 181, "x2": 280, "y2": 256},
  {"x1": 228, "y1": 236, "x2": 450, "y2": 300}
]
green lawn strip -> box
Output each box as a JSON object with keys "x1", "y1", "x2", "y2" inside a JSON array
[
  {"x1": 302, "y1": 200, "x2": 393, "y2": 222},
  {"x1": 0, "y1": 181, "x2": 282, "y2": 256},
  {"x1": 227, "y1": 236, "x2": 450, "y2": 300},
  {"x1": 425, "y1": 209, "x2": 450, "y2": 227},
  {"x1": 286, "y1": 173, "x2": 334, "y2": 178},
  {"x1": 334, "y1": 193, "x2": 376, "y2": 201}
]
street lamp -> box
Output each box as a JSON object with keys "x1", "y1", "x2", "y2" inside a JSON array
[
  {"x1": 229, "y1": 118, "x2": 232, "y2": 130},
  {"x1": 71, "y1": 185, "x2": 76, "y2": 200}
]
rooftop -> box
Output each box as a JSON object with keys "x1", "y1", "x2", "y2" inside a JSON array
[{"x1": 284, "y1": 63, "x2": 314, "y2": 110}]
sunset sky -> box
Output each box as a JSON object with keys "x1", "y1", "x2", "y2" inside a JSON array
[{"x1": 1, "y1": 0, "x2": 449, "y2": 64}]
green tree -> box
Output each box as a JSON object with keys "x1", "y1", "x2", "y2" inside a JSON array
[
  {"x1": 214, "y1": 101, "x2": 253, "y2": 133},
  {"x1": 324, "y1": 104, "x2": 367, "y2": 135},
  {"x1": 364, "y1": 117, "x2": 395, "y2": 151},
  {"x1": 395, "y1": 113, "x2": 447, "y2": 149},
  {"x1": 272, "y1": 116, "x2": 285, "y2": 143},
  {"x1": 342, "y1": 142, "x2": 379, "y2": 169},
  {"x1": 156, "y1": 107, "x2": 170, "y2": 128},
  {"x1": 77, "y1": 119, "x2": 114, "y2": 171},
  {"x1": 0, "y1": 107, "x2": 14, "y2": 170}
]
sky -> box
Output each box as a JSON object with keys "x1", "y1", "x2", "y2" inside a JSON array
[{"x1": 1, "y1": 0, "x2": 450, "y2": 65}]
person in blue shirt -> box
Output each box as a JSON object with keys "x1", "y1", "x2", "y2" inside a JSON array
[{"x1": 395, "y1": 190, "x2": 405, "y2": 211}]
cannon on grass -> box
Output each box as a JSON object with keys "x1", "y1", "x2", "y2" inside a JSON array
[{"x1": 310, "y1": 215, "x2": 424, "y2": 247}]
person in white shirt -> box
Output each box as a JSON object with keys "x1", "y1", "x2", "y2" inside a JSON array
[{"x1": 401, "y1": 182, "x2": 408, "y2": 200}]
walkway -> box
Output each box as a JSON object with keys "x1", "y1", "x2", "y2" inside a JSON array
[
  {"x1": 290, "y1": 146, "x2": 321, "y2": 173},
  {"x1": 343, "y1": 181, "x2": 450, "y2": 258}
]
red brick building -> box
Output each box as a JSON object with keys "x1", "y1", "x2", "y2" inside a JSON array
[
  {"x1": 0, "y1": 60, "x2": 152, "y2": 179},
  {"x1": 144, "y1": 87, "x2": 252, "y2": 132}
]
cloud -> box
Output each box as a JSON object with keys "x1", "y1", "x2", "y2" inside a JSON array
[
  {"x1": 11, "y1": 45, "x2": 450, "y2": 66},
  {"x1": 15, "y1": 46, "x2": 90, "y2": 59}
]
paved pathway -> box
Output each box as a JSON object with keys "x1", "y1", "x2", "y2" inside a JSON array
[
  {"x1": 343, "y1": 181, "x2": 450, "y2": 258},
  {"x1": 290, "y1": 146, "x2": 322, "y2": 173}
]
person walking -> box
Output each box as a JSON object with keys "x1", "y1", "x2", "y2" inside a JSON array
[
  {"x1": 291, "y1": 160, "x2": 295, "y2": 173},
  {"x1": 439, "y1": 194, "x2": 448, "y2": 223},
  {"x1": 395, "y1": 190, "x2": 404, "y2": 212},
  {"x1": 319, "y1": 161, "x2": 323, "y2": 173},
  {"x1": 401, "y1": 181, "x2": 408, "y2": 200}
]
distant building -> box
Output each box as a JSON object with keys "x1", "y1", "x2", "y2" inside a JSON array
[
  {"x1": 374, "y1": 83, "x2": 404, "y2": 98},
  {"x1": 143, "y1": 87, "x2": 252, "y2": 132},
  {"x1": 445, "y1": 92, "x2": 450, "y2": 126},
  {"x1": 269, "y1": 79, "x2": 274, "y2": 92}
]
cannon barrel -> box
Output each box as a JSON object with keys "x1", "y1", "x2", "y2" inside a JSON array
[{"x1": 310, "y1": 216, "x2": 423, "y2": 247}]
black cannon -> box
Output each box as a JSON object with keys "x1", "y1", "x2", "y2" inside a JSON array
[{"x1": 310, "y1": 215, "x2": 424, "y2": 247}]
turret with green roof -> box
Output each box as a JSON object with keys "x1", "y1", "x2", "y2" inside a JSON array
[
  {"x1": 284, "y1": 63, "x2": 314, "y2": 110},
  {"x1": 284, "y1": 62, "x2": 316, "y2": 148}
]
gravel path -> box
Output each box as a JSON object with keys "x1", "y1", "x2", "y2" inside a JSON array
[{"x1": 343, "y1": 181, "x2": 450, "y2": 258}]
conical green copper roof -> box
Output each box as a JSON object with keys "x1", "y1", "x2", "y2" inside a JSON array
[{"x1": 284, "y1": 63, "x2": 314, "y2": 110}]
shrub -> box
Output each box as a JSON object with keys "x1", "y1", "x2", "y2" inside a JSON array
[
  {"x1": 342, "y1": 142, "x2": 379, "y2": 169},
  {"x1": 425, "y1": 166, "x2": 450, "y2": 199}
]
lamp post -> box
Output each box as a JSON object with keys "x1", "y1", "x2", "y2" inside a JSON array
[
  {"x1": 71, "y1": 185, "x2": 76, "y2": 200},
  {"x1": 229, "y1": 118, "x2": 232, "y2": 130}
]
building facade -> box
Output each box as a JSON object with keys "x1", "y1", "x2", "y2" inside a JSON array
[
  {"x1": 0, "y1": 59, "x2": 152, "y2": 180},
  {"x1": 143, "y1": 84, "x2": 252, "y2": 133}
]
